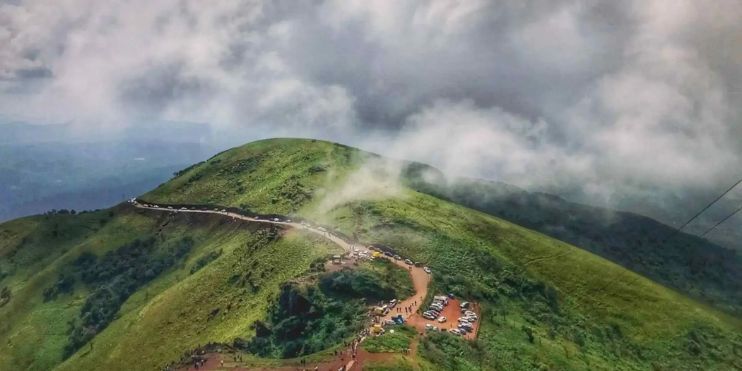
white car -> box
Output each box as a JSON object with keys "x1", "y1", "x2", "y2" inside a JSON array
[
  {"x1": 423, "y1": 267, "x2": 431, "y2": 274},
  {"x1": 437, "y1": 316, "x2": 447, "y2": 323}
]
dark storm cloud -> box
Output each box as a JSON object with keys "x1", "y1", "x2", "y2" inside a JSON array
[{"x1": 0, "y1": 0, "x2": 740, "y2": 226}]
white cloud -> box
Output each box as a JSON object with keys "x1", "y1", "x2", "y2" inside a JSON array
[{"x1": 0, "y1": 0, "x2": 740, "y2": 224}]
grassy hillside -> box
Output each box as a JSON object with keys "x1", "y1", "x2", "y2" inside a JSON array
[
  {"x1": 1, "y1": 138, "x2": 740, "y2": 370},
  {"x1": 403, "y1": 175, "x2": 742, "y2": 316},
  {"x1": 0, "y1": 206, "x2": 341, "y2": 370},
  {"x1": 144, "y1": 138, "x2": 369, "y2": 215},
  {"x1": 146, "y1": 138, "x2": 742, "y2": 369}
]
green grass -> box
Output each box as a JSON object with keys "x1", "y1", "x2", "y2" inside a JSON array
[
  {"x1": 144, "y1": 138, "x2": 742, "y2": 369},
  {"x1": 144, "y1": 138, "x2": 368, "y2": 215},
  {"x1": 363, "y1": 325, "x2": 416, "y2": 353},
  {"x1": 0, "y1": 206, "x2": 341, "y2": 371},
  {"x1": 315, "y1": 192, "x2": 742, "y2": 369},
  {"x1": 363, "y1": 356, "x2": 416, "y2": 371},
  {"x1": 360, "y1": 259, "x2": 415, "y2": 299},
  {"x1": 1, "y1": 138, "x2": 741, "y2": 370}
]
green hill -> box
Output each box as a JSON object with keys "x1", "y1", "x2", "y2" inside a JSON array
[
  {"x1": 1, "y1": 138, "x2": 740, "y2": 370},
  {"x1": 402, "y1": 174, "x2": 742, "y2": 316}
]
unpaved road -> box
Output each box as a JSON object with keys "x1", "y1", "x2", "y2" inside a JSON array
[
  {"x1": 132, "y1": 200, "x2": 435, "y2": 370},
  {"x1": 132, "y1": 201, "x2": 357, "y2": 253}
]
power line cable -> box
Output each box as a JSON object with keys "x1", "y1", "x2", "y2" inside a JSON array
[
  {"x1": 676, "y1": 177, "x2": 742, "y2": 232},
  {"x1": 701, "y1": 203, "x2": 742, "y2": 237}
]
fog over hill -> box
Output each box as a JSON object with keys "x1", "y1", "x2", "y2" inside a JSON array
[{"x1": 1, "y1": 0, "x2": 741, "y2": 243}]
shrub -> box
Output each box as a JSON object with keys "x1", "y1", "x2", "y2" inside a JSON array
[{"x1": 63, "y1": 237, "x2": 195, "y2": 358}]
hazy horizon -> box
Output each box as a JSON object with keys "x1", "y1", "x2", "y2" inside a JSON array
[{"x1": 2, "y1": 0, "x2": 741, "y2": 238}]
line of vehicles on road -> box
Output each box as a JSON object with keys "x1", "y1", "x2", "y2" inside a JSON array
[{"x1": 368, "y1": 246, "x2": 432, "y2": 275}]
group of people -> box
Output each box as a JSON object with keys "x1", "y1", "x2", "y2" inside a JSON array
[{"x1": 394, "y1": 299, "x2": 419, "y2": 315}]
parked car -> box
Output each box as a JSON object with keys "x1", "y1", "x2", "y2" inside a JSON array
[
  {"x1": 394, "y1": 255, "x2": 402, "y2": 260},
  {"x1": 437, "y1": 316, "x2": 447, "y2": 323},
  {"x1": 434, "y1": 295, "x2": 449, "y2": 304},
  {"x1": 389, "y1": 299, "x2": 398, "y2": 308},
  {"x1": 449, "y1": 328, "x2": 463, "y2": 336},
  {"x1": 432, "y1": 298, "x2": 446, "y2": 306},
  {"x1": 404, "y1": 259, "x2": 414, "y2": 265},
  {"x1": 460, "y1": 301, "x2": 470, "y2": 309},
  {"x1": 423, "y1": 267, "x2": 431, "y2": 274}
]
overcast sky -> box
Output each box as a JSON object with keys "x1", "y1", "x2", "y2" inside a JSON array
[{"x1": 1, "y1": 0, "x2": 741, "y2": 227}]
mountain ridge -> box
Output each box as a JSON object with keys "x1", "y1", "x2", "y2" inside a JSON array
[{"x1": 0, "y1": 138, "x2": 740, "y2": 370}]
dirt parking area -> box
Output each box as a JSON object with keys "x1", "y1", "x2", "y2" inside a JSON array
[{"x1": 406, "y1": 298, "x2": 480, "y2": 340}]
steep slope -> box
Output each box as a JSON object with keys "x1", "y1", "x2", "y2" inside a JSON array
[
  {"x1": 144, "y1": 138, "x2": 741, "y2": 370},
  {"x1": 1, "y1": 138, "x2": 740, "y2": 370},
  {"x1": 0, "y1": 206, "x2": 340, "y2": 370},
  {"x1": 403, "y1": 175, "x2": 742, "y2": 316}
]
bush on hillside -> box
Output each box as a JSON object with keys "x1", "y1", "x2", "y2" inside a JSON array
[
  {"x1": 0, "y1": 286, "x2": 10, "y2": 307},
  {"x1": 42, "y1": 273, "x2": 75, "y2": 301},
  {"x1": 62, "y1": 237, "x2": 194, "y2": 358},
  {"x1": 190, "y1": 249, "x2": 223, "y2": 274},
  {"x1": 239, "y1": 282, "x2": 366, "y2": 358}
]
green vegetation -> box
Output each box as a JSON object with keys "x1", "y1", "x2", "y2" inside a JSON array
[
  {"x1": 1, "y1": 138, "x2": 740, "y2": 370},
  {"x1": 363, "y1": 357, "x2": 416, "y2": 371},
  {"x1": 145, "y1": 138, "x2": 367, "y2": 215},
  {"x1": 405, "y1": 174, "x2": 742, "y2": 316},
  {"x1": 0, "y1": 205, "x2": 340, "y2": 370},
  {"x1": 321, "y1": 260, "x2": 414, "y2": 301},
  {"x1": 316, "y1": 193, "x2": 742, "y2": 369},
  {"x1": 189, "y1": 248, "x2": 222, "y2": 274},
  {"x1": 238, "y1": 282, "x2": 367, "y2": 358},
  {"x1": 240, "y1": 258, "x2": 414, "y2": 358},
  {"x1": 363, "y1": 325, "x2": 416, "y2": 353},
  {"x1": 62, "y1": 237, "x2": 194, "y2": 356},
  {"x1": 420, "y1": 332, "x2": 484, "y2": 370}
]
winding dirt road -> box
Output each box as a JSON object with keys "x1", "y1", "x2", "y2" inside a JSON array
[
  {"x1": 130, "y1": 200, "x2": 434, "y2": 370},
  {"x1": 131, "y1": 200, "x2": 357, "y2": 253}
]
